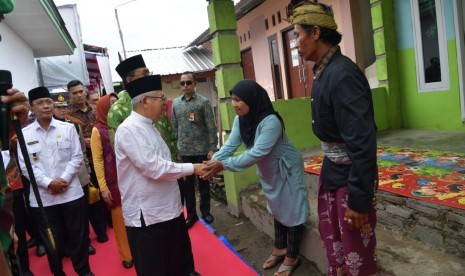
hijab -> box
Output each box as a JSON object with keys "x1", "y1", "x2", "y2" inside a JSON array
[
  {"x1": 230, "y1": 79, "x2": 285, "y2": 148},
  {"x1": 96, "y1": 93, "x2": 118, "y2": 128}
]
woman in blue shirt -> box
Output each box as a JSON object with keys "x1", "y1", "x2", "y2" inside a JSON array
[{"x1": 202, "y1": 79, "x2": 309, "y2": 276}]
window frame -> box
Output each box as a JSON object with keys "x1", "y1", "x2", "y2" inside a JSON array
[
  {"x1": 268, "y1": 34, "x2": 284, "y2": 100},
  {"x1": 410, "y1": 0, "x2": 450, "y2": 92}
]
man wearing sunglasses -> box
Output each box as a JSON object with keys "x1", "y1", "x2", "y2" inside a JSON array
[{"x1": 172, "y1": 72, "x2": 218, "y2": 229}]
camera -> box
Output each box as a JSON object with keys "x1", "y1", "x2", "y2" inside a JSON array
[{"x1": 0, "y1": 69, "x2": 12, "y2": 150}]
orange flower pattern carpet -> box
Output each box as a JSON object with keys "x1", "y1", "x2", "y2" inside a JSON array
[{"x1": 304, "y1": 146, "x2": 465, "y2": 210}]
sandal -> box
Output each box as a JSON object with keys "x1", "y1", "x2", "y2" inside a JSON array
[
  {"x1": 274, "y1": 257, "x2": 301, "y2": 276},
  {"x1": 263, "y1": 254, "x2": 286, "y2": 269}
]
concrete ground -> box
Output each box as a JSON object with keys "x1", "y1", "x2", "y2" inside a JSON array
[
  {"x1": 209, "y1": 197, "x2": 323, "y2": 276},
  {"x1": 235, "y1": 129, "x2": 465, "y2": 276},
  {"x1": 376, "y1": 128, "x2": 465, "y2": 152}
]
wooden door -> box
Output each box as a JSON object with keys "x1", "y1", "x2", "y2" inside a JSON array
[
  {"x1": 283, "y1": 28, "x2": 315, "y2": 98},
  {"x1": 241, "y1": 48, "x2": 256, "y2": 80}
]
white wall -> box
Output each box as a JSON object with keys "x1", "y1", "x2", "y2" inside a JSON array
[
  {"x1": 0, "y1": 23, "x2": 38, "y2": 92},
  {"x1": 250, "y1": 15, "x2": 274, "y2": 100},
  {"x1": 37, "y1": 5, "x2": 89, "y2": 88}
]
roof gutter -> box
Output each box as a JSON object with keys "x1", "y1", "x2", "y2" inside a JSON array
[{"x1": 39, "y1": 0, "x2": 76, "y2": 52}]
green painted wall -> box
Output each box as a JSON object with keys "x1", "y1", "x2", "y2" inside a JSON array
[
  {"x1": 372, "y1": 87, "x2": 389, "y2": 131},
  {"x1": 371, "y1": 0, "x2": 402, "y2": 129},
  {"x1": 207, "y1": 0, "x2": 246, "y2": 216},
  {"x1": 272, "y1": 94, "x2": 389, "y2": 147},
  {"x1": 223, "y1": 168, "x2": 257, "y2": 212},
  {"x1": 397, "y1": 41, "x2": 465, "y2": 130},
  {"x1": 272, "y1": 98, "x2": 318, "y2": 149}
]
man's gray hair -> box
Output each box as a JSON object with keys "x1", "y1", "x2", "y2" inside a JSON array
[{"x1": 131, "y1": 94, "x2": 144, "y2": 109}]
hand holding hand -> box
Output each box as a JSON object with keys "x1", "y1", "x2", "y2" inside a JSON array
[
  {"x1": 193, "y1": 163, "x2": 205, "y2": 176},
  {"x1": 344, "y1": 207, "x2": 369, "y2": 231},
  {"x1": 200, "y1": 160, "x2": 223, "y2": 180}
]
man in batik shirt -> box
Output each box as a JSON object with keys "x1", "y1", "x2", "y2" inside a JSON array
[{"x1": 172, "y1": 71, "x2": 218, "y2": 228}]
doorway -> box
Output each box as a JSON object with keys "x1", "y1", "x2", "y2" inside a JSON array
[
  {"x1": 241, "y1": 48, "x2": 256, "y2": 81},
  {"x1": 282, "y1": 27, "x2": 314, "y2": 98}
]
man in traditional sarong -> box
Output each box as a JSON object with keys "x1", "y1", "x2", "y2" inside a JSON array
[{"x1": 289, "y1": 1, "x2": 378, "y2": 275}]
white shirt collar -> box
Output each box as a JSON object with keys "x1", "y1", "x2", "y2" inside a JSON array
[{"x1": 131, "y1": 110, "x2": 153, "y2": 125}]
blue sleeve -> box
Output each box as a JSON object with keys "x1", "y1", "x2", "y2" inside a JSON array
[
  {"x1": 212, "y1": 116, "x2": 241, "y2": 162},
  {"x1": 216, "y1": 115, "x2": 282, "y2": 172}
]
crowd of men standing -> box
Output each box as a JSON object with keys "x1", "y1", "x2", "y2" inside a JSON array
[
  {"x1": 2, "y1": 2, "x2": 380, "y2": 276},
  {"x1": 1, "y1": 54, "x2": 217, "y2": 276}
]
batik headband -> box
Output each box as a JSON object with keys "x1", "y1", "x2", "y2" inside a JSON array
[{"x1": 289, "y1": 2, "x2": 337, "y2": 30}]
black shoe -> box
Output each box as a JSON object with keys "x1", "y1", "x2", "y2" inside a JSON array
[
  {"x1": 122, "y1": 260, "x2": 134, "y2": 269},
  {"x1": 35, "y1": 244, "x2": 46, "y2": 257},
  {"x1": 202, "y1": 213, "x2": 214, "y2": 224},
  {"x1": 185, "y1": 216, "x2": 198, "y2": 229},
  {"x1": 26, "y1": 238, "x2": 36, "y2": 249},
  {"x1": 188, "y1": 271, "x2": 201, "y2": 276},
  {"x1": 97, "y1": 233, "x2": 108, "y2": 243},
  {"x1": 88, "y1": 245, "x2": 96, "y2": 255}
]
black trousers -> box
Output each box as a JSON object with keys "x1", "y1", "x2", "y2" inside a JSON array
[
  {"x1": 178, "y1": 155, "x2": 211, "y2": 218},
  {"x1": 31, "y1": 196, "x2": 90, "y2": 276},
  {"x1": 21, "y1": 175, "x2": 44, "y2": 244},
  {"x1": 126, "y1": 214, "x2": 195, "y2": 276},
  {"x1": 13, "y1": 176, "x2": 44, "y2": 274},
  {"x1": 80, "y1": 184, "x2": 92, "y2": 245},
  {"x1": 274, "y1": 219, "x2": 304, "y2": 258},
  {"x1": 12, "y1": 188, "x2": 31, "y2": 274},
  {"x1": 88, "y1": 167, "x2": 108, "y2": 237}
]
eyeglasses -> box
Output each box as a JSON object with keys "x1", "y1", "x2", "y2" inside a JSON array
[
  {"x1": 54, "y1": 105, "x2": 68, "y2": 109},
  {"x1": 33, "y1": 99, "x2": 54, "y2": 107},
  {"x1": 180, "y1": 81, "x2": 193, "y2": 86},
  {"x1": 145, "y1": 95, "x2": 167, "y2": 101}
]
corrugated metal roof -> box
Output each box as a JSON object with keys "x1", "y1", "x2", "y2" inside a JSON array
[
  {"x1": 186, "y1": 0, "x2": 266, "y2": 47},
  {"x1": 124, "y1": 45, "x2": 214, "y2": 76}
]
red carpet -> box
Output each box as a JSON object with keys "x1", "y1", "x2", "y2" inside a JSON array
[
  {"x1": 29, "y1": 218, "x2": 258, "y2": 275},
  {"x1": 304, "y1": 146, "x2": 465, "y2": 210}
]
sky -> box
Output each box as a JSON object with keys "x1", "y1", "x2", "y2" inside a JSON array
[{"x1": 53, "y1": 0, "x2": 240, "y2": 81}]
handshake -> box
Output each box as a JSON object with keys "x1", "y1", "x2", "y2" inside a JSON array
[{"x1": 193, "y1": 160, "x2": 223, "y2": 180}]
